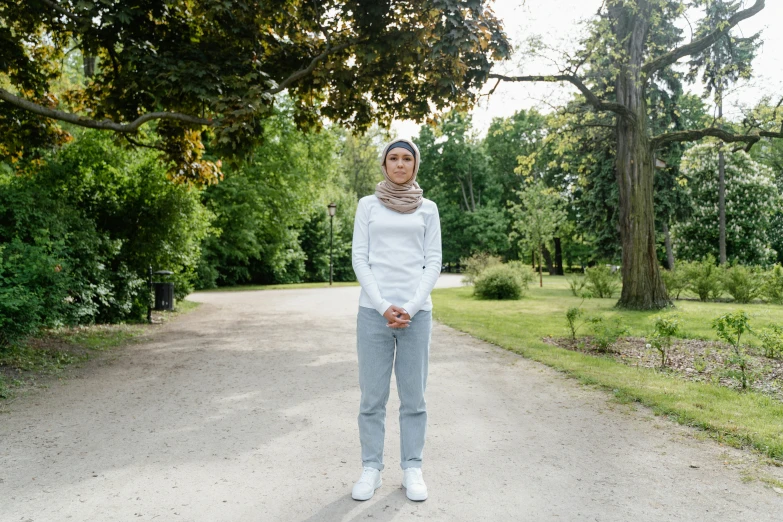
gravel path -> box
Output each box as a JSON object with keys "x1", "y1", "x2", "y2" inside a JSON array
[{"x1": 1, "y1": 275, "x2": 782, "y2": 521}]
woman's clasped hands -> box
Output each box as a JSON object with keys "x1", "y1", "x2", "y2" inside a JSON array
[{"x1": 383, "y1": 305, "x2": 411, "y2": 328}]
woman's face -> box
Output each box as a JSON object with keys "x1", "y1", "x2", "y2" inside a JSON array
[{"x1": 384, "y1": 147, "x2": 415, "y2": 184}]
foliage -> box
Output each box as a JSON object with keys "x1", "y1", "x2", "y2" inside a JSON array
[
  {"x1": 682, "y1": 255, "x2": 723, "y2": 301},
  {"x1": 762, "y1": 264, "x2": 783, "y2": 304},
  {"x1": 508, "y1": 180, "x2": 567, "y2": 285},
  {"x1": 673, "y1": 143, "x2": 780, "y2": 265},
  {"x1": 584, "y1": 265, "x2": 620, "y2": 299},
  {"x1": 566, "y1": 275, "x2": 587, "y2": 297},
  {"x1": 587, "y1": 316, "x2": 628, "y2": 353},
  {"x1": 506, "y1": 261, "x2": 536, "y2": 289},
  {"x1": 647, "y1": 315, "x2": 680, "y2": 367},
  {"x1": 416, "y1": 113, "x2": 510, "y2": 263},
  {"x1": 460, "y1": 252, "x2": 502, "y2": 285},
  {"x1": 1, "y1": 0, "x2": 510, "y2": 180},
  {"x1": 660, "y1": 266, "x2": 687, "y2": 300},
  {"x1": 196, "y1": 103, "x2": 346, "y2": 287},
  {"x1": 712, "y1": 310, "x2": 752, "y2": 389},
  {"x1": 722, "y1": 264, "x2": 763, "y2": 304},
  {"x1": 473, "y1": 264, "x2": 525, "y2": 300},
  {"x1": 756, "y1": 325, "x2": 783, "y2": 359},
  {"x1": 0, "y1": 129, "x2": 209, "y2": 342},
  {"x1": 565, "y1": 305, "x2": 589, "y2": 340}
]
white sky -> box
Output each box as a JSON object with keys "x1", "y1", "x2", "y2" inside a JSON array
[{"x1": 392, "y1": 0, "x2": 783, "y2": 139}]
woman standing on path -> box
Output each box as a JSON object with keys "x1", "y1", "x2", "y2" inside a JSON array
[{"x1": 350, "y1": 138, "x2": 442, "y2": 502}]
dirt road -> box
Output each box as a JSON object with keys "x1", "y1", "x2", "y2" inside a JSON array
[{"x1": 2, "y1": 275, "x2": 781, "y2": 521}]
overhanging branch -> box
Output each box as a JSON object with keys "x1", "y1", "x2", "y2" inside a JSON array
[
  {"x1": 650, "y1": 126, "x2": 783, "y2": 152},
  {"x1": 642, "y1": 0, "x2": 765, "y2": 76},
  {"x1": 266, "y1": 40, "x2": 358, "y2": 95},
  {"x1": 488, "y1": 73, "x2": 634, "y2": 122},
  {"x1": 0, "y1": 87, "x2": 214, "y2": 132}
]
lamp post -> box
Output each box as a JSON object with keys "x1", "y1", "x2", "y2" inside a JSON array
[{"x1": 327, "y1": 202, "x2": 337, "y2": 286}]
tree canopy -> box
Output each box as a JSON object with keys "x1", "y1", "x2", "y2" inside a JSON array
[{"x1": 0, "y1": 0, "x2": 510, "y2": 181}]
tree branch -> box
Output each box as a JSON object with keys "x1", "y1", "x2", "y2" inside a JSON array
[
  {"x1": 488, "y1": 73, "x2": 634, "y2": 122},
  {"x1": 650, "y1": 126, "x2": 783, "y2": 152},
  {"x1": 266, "y1": 40, "x2": 358, "y2": 95},
  {"x1": 0, "y1": 87, "x2": 214, "y2": 132},
  {"x1": 642, "y1": 0, "x2": 765, "y2": 76}
]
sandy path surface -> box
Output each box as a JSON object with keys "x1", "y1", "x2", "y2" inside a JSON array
[{"x1": 2, "y1": 275, "x2": 782, "y2": 521}]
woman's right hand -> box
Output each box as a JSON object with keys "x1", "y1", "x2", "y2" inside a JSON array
[{"x1": 383, "y1": 306, "x2": 411, "y2": 328}]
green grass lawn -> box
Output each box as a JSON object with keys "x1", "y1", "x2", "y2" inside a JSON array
[
  {"x1": 196, "y1": 281, "x2": 359, "y2": 292},
  {"x1": 432, "y1": 275, "x2": 783, "y2": 461}
]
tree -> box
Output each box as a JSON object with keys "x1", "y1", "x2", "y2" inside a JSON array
[
  {"x1": 338, "y1": 126, "x2": 388, "y2": 199},
  {"x1": 0, "y1": 0, "x2": 510, "y2": 181},
  {"x1": 686, "y1": 0, "x2": 760, "y2": 265},
  {"x1": 672, "y1": 142, "x2": 779, "y2": 266},
  {"x1": 416, "y1": 113, "x2": 510, "y2": 263},
  {"x1": 508, "y1": 181, "x2": 567, "y2": 287},
  {"x1": 489, "y1": 0, "x2": 783, "y2": 309}
]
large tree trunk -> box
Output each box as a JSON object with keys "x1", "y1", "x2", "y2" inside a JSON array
[
  {"x1": 613, "y1": 0, "x2": 670, "y2": 310},
  {"x1": 542, "y1": 245, "x2": 555, "y2": 275},
  {"x1": 554, "y1": 237, "x2": 564, "y2": 275}
]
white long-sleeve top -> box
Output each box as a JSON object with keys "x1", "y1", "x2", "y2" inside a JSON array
[{"x1": 352, "y1": 195, "x2": 442, "y2": 318}]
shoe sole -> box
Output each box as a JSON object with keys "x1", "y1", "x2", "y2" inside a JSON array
[
  {"x1": 351, "y1": 479, "x2": 382, "y2": 501},
  {"x1": 401, "y1": 483, "x2": 428, "y2": 502}
]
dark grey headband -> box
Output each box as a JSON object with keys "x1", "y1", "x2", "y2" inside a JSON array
[{"x1": 385, "y1": 141, "x2": 416, "y2": 159}]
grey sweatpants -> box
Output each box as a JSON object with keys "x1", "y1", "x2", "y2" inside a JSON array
[{"x1": 356, "y1": 306, "x2": 432, "y2": 471}]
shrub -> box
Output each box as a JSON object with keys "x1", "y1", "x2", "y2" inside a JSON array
[
  {"x1": 584, "y1": 265, "x2": 620, "y2": 298},
  {"x1": 506, "y1": 260, "x2": 535, "y2": 289},
  {"x1": 722, "y1": 264, "x2": 763, "y2": 303},
  {"x1": 660, "y1": 266, "x2": 687, "y2": 300},
  {"x1": 712, "y1": 310, "x2": 752, "y2": 389},
  {"x1": 473, "y1": 264, "x2": 524, "y2": 300},
  {"x1": 763, "y1": 264, "x2": 783, "y2": 304},
  {"x1": 647, "y1": 315, "x2": 680, "y2": 367},
  {"x1": 682, "y1": 255, "x2": 723, "y2": 301},
  {"x1": 461, "y1": 252, "x2": 502, "y2": 286},
  {"x1": 566, "y1": 275, "x2": 587, "y2": 297},
  {"x1": 587, "y1": 316, "x2": 628, "y2": 352},
  {"x1": 565, "y1": 306, "x2": 588, "y2": 340},
  {"x1": 756, "y1": 325, "x2": 783, "y2": 359}
]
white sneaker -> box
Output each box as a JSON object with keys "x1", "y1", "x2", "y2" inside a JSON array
[
  {"x1": 352, "y1": 467, "x2": 382, "y2": 501},
  {"x1": 402, "y1": 468, "x2": 428, "y2": 501}
]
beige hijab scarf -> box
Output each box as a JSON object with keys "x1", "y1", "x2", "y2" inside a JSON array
[{"x1": 375, "y1": 138, "x2": 424, "y2": 214}]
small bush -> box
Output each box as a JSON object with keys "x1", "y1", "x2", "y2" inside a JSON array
[
  {"x1": 565, "y1": 306, "x2": 588, "y2": 340},
  {"x1": 566, "y1": 275, "x2": 587, "y2": 297},
  {"x1": 506, "y1": 260, "x2": 535, "y2": 289},
  {"x1": 647, "y1": 315, "x2": 680, "y2": 367},
  {"x1": 473, "y1": 264, "x2": 524, "y2": 300},
  {"x1": 722, "y1": 264, "x2": 763, "y2": 303},
  {"x1": 587, "y1": 316, "x2": 628, "y2": 352},
  {"x1": 584, "y1": 265, "x2": 620, "y2": 298},
  {"x1": 763, "y1": 264, "x2": 783, "y2": 304},
  {"x1": 756, "y1": 325, "x2": 783, "y2": 359},
  {"x1": 461, "y1": 252, "x2": 502, "y2": 286},
  {"x1": 712, "y1": 310, "x2": 752, "y2": 389},
  {"x1": 660, "y1": 266, "x2": 687, "y2": 300},
  {"x1": 683, "y1": 255, "x2": 723, "y2": 301}
]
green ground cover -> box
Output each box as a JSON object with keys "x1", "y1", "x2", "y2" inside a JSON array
[
  {"x1": 0, "y1": 300, "x2": 200, "y2": 401},
  {"x1": 432, "y1": 275, "x2": 783, "y2": 461}
]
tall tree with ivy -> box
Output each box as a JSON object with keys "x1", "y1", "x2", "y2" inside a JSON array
[
  {"x1": 490, "y1": 0, "x2": 782, "y2": 309},
  {"x1": 686, "y1": 0, "x2": 761, "y2": 265}
]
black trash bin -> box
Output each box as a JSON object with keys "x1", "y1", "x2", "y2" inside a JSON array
[{"x1": 154, "y1": 281, "x2": 175, "y2": 311}]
